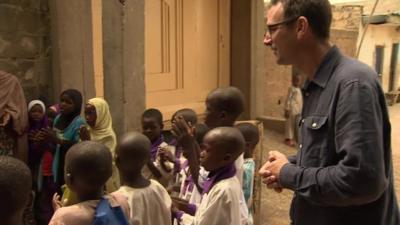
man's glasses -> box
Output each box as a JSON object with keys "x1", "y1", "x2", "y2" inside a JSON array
[{"x1": 265, "y1": 16, "x2": 299, "y2": 36}]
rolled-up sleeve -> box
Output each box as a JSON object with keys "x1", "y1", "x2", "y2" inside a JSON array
[{"x1": 279, "y1": 80, "x2": 388, "y2": 206}]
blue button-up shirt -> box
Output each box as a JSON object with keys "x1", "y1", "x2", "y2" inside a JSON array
[{"x1": 280, "y1": 46, "x2": 399, "y2": 225}]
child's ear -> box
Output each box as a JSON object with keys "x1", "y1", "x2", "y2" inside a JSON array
[
  {"x1": 220, "y1": 110, "x2": 227, "y2": 119},
  {"x1": 26, "y1": 190, "x2": 35, "y2": 208},
  {"x1": 65, "y1": 173, "x2": 73, "y2": 186},
  {"x1": 223, "y1": 153, "x2": 232, "y2": 162}
]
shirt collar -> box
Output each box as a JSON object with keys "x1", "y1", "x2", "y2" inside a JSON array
[
  {"x1": 303, "y1": 45, "x2": 342, "y2": 90},
  {"x1": 202, "y1": 164, "x2": 236, "y2": 194}
]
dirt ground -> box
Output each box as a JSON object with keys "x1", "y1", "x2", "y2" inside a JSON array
[{"x1": 258, "y1": 103, "x2": 400, "y2": 225}]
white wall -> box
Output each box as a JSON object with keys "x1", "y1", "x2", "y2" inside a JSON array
[{"x1": 358, "y1": 24, "x2": 400, "y2": 92}]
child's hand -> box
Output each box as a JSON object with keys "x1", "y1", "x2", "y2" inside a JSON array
[
  {"x1": 52, "y1": 193, "x2": 62, "y2": 212},
  {"x1": 28, "y1": 130, "x2": 40, "y2": 142},
  {"x1": 171, "y1": 116, "x2": 195, "y2": 147},
  {"x1": 0, "y1": 112, "x2": 10, "y2": 127},
  {"x1": 79, "y1": 125, "x2": 90, "y2": 141},
  {"x1": 171, "y1": 197, "x2": 190, "y2": 211},
  {"x1": 158, "y1": 147, "x2": 175, "y2": 163},
  {"x1": 40, "y1": 128, "x2": 57, "y2": 143}
]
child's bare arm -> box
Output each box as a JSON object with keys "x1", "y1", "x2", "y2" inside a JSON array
[
  {"x1": 147, "y1": 161, "x2": 162, "y2": 179},
  {"x1": 171, "y1": 116, "x2": 202, "y2": 192}
]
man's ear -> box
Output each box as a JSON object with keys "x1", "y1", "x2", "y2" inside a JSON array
[{"x1": 296, "y1": 16, "x2": 309, "y2": 39}]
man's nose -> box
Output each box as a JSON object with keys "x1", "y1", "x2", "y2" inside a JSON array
[{"x1": 264, "y1": 33, "x2": 272, "y2": 46}]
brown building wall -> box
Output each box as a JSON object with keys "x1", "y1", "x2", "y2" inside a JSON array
[{"x1": 0, "y1": 0, "x2": 52, "y2": 103}]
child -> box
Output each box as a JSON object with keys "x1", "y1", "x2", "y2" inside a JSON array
[
  {"x1": 174, "y1": 127, "x2": 245, "y2": 225},
  {"x1": 47, "y1": 104, "x2": 60, "y2": 128},
  {"x1": 141, "y1": 108, "x2": 173, "y2": 187},
  {"x1": 41, "y1": 89, "x2": 85, "y2": 189},
  {"x1": 80, "y1": 97, "x2": 120, "y2": 192},
  {"x1": 0, "y1": 156, "x2": 32, "y2": 225},
  {"x1": 27, "y1": 100, "x2": 57, "y2": 225},
  {"x1": 171, "y1": 123, "x2": 209, "y2": 225},
  {"x1": 177, "y1": 123, "x2": 208, "y2": 203},
  {"x1": 159, "y1": 108, "x2": 198, "y2": 188},
  {"x1": 49, "y1": 141, "x2": 130, "y2": 225},
  {"x1": 115, "y1": 132, "x2": 172, "y2": 225},
  {"x1": 28, "y1": 100, "x2": 49, "y2": 182},
  {"x1": 236, "y1": 123, "x2": 260, "y2": 225},
  {"x1": 284, "y1": 74, "x2": 302, "y2": 147},
  {"x1": 172, "y1": 87, "x2": 249, "y2": 224}
]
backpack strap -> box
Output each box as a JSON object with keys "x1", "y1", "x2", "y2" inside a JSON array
[{"x1": 93, "y1": 197, "x2": 130, "y2": 225}]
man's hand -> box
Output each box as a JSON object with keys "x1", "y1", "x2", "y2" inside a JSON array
[{"x1": 259, "y1": 151, "x2": 289, "y2": 192}]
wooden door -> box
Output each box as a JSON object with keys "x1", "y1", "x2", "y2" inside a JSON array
[{"x1": 145, "y1": 0, "x2": 230, "y2": 120}]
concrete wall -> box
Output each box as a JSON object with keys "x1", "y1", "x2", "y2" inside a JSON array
[
  {"x1": 231, "y1": 0, "x2": 265, "y2": 120},
  {"x1": 49, "y1": 0, "x2": 96, "y2": 102},
  {"x1": 102, "y1": 0, "x2": 145, "y2": 136},
  {"x1": 358, "y1": 25, "x2": 400, "y2": 92},
  {"x1": 331, "y1": 5, "x2": 361, "y2": 58},
  {"x1": 0, "y1": 0, "x2": 52, "y2": 102}
]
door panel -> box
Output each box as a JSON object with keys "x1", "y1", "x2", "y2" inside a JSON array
[{"x1": 145, "y1": 0, "x2": 230, "y2": 120}]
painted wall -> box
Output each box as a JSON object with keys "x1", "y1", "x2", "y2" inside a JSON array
[{"x1": 358, "y1": 25, "x2": 400, "y2": 92}]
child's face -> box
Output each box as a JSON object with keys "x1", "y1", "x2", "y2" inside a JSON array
[
  {"x1": 199, "y1": 134, "x2": 229, "y2": 172},
  {"x1": 84, "y1": 104, "x2": 97, "y2": 127},
  {"x1": 142, "y1": 117, "x2": 162, "y2": 143},
  {"x1": 29, "y1": 104, "x2": 44, "y2": 122},
  {"x1": 60, "y1": 94, "x2": 75, "y2": 116},
  {"x1": 204, "y1": 100, "x2": 221, "y2": 129}
]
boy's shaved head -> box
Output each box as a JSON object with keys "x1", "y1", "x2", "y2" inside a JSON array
[
  {"x1": 172, "y1": 108, "x2": 198, "y2": 125},
  {"x1": 200, "y1": 127, "x2": 245, "y2": 171},
  {"x1": 117, "y1": 132, "x2": 151, "y2": 173},
  {"x1": 65, "y1": 141, "x2": 112, "y2": 189},
  {"x1": 142, "y1": 108, "x2": 163, "y2": 125},
  {"x1": 236, "y1": 123, "x2": 260, "y2": 158},
  {"x1": 205, "y1": 87, "x2": 245, "y2": 128},
  {"x1": 205, "y1": 127, "x2": 245, "y2": 157},
  {"x1": 0, "y1": 156, "x2": 32, "y2": 221},
  {"x1": 236, "y1": 123, "x2": 260, "y2": 146},
  {"x1": 206, "y1": 87, "x2": 245, "y2": 118}
]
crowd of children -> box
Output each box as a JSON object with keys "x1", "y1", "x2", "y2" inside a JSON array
[{"x1": 0, "y1": 86, "x2": 261, "y2": 225}]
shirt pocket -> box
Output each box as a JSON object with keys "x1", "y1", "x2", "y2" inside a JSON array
[{"x1": 300, "y1": 115, "x2": 329, "y2": 167}]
